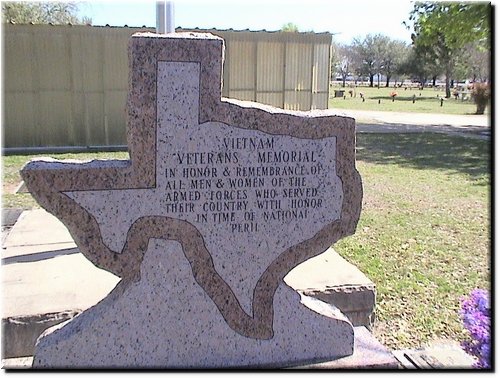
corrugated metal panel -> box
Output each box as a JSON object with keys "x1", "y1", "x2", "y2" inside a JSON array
[
  {"x1": 105, "y1": 91, "x2": 128, "y2": 145},
  {"x1": 103, "y1": 29, "x2": 129, "y2": 90},
  {"x1": 35, "y1": 30, "x2": 71, "y2": 91},
  {"x1": 256, "y1": 41, "x2": 284, "y2": 107},
  {"x1": 284, "y1": 91, "x2": 313, "y2": 111},
  {"x1": 85, "y1": 92, "x2": 106, "y2": 145},
  {"x1": 312, "y1": 43, "x2": 331, "y2": 110},
  {"x1": 256, "y1": 93, "x2": 284, "y2": 107},
  {"x1": 285, "y1": 43, "x2": 312, "y2": 91},
  {"x1": 3, "y1": 24, "x2": 138, "y2": 148},
  {"x1": 228, "y1": 90, "x2": 255, "y2": 102},
  {"x1": 38, "y1": 93, "x2": 73, "y2": 146},
  {"x1": 256, "y1": 41, "x2": 284, "y2": 92},
  {"x1": 102, "y1": 30, "x2": 129, "y2": 145},
  {"x1": 74, "y1": 30, "x2": 104, "y2": 92},
  {"x1": 3, "y1": 27, "x2": 37, "y2": 147},
  {"x1": 226, "y1": 39, "x2": 256, "y2": 97},
  {"x1": 4, "y1": 93, "x2": 36, "y2": 147},
  {"x1": 3, "y1": 24, "x2": 331, "y2": 148},
  {"x1": 311, "y1": 93, "x2": 329, "y2": 110},
  {"x1": 314, "y1": 43, "x2": 330, "y2": 93},
  {"x1": 3, "y1": 29, "x2": 33, "y2": 92},
  {"x1": 284, "y1": 42, "x2": 313, "y2": 110},
  {"x1": 36, "y1": 29, "x2": 74, "y2": 146}
]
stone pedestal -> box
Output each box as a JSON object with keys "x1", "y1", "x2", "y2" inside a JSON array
[
  {"x1": 33, "y1": 241, "x2": 354, "y2": 368},
  {"x1": 286, "y1": 247, "x2": 376, "y2": 328}
]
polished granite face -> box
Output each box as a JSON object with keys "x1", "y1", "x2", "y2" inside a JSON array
[{"x1": 22, "y1": 32, "x2": 363, "y2": 367}]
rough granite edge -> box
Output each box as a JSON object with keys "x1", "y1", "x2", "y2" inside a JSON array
[{"x1": 20, "y1": 32, "x2": 363, "y2": 340}]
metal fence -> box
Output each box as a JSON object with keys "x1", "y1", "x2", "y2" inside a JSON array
[{"x1": 3, "y1": 24, "x2": 331, "y2": 149}]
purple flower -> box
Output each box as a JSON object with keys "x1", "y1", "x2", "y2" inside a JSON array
[{"x1": 460, "y1": 289, "x2": 491, "y2": 369}]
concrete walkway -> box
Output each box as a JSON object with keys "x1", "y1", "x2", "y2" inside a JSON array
[
  {"x1": 328, "y1": 109, "x2": 491, "y2": 139},
  {"x1": 1, "y1": 210, "x2": 121, "y2": 363},
  {"x1": 2, "y1": 210, "x2": 120, "y2": 320},
  {"x1": 332, "y1": 109, "x2": 489, "y2": 127}
]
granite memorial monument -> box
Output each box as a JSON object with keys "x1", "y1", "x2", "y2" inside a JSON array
[{"x1": 21, "y1": 32, "x2": 363, "y2": 368}]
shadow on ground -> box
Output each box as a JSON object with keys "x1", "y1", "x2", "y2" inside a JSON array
[{"x1": 356, "y1": 133, "x2": 490, "y2": 185}]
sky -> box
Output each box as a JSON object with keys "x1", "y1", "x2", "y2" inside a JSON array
[{"x1": 78, "y1": 0, "x2": 416, "y2": 44}]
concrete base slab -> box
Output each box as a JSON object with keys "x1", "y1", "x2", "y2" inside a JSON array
[
  {"x1": 2, "y1": 209, "x2": 120, "y2": 318},
  {"x1": 285, "y1": 248, "x2": 376, "y2": 328},
  {"x1": 3, "y1": 327, "x2": 397, "y2": 370},
  {"x1": 2, "y1": 210, "x2": 121, "y2": 359},
  {"x1": 2, "y1": 209, "x2": 76, "y2": 258},
  {"x1": 1, "y1": 208, "x2": 23, "y2": 246},
  {"x1": 2, "y1": 356, "x2": 34, "y2": 369},
  {"x1": 2, "y1": 250, "x2": 119, "y2": 359},
  {"x1": 1, "y1": 208, "x2": 23, "y2": 227},
  {"x1": 293, "y1": 326, "x2": 399, "y2": 369},
  {"x1": 2, "y1": 252, "x2": 120, "y2": 319},
  {"x1": 14, "y1": 181, "x2": 28, "y2": 194},
  {"x1": 393, "y1": 343, "x2": 475, "y2": 369},
  {"x1": 2, "y1": 311, "x2": 80, "y2": 359}
]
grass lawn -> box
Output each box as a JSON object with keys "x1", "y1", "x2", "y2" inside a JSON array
[
  {"x1": 329, "y1": 85, "x2": 479, "y2": 115},
  {"x1": 1, "y1": 133, "x2": 491, "y2": 352},
  {"x1": 336, "y1": 133, "x2": 490, "y2": 350}
]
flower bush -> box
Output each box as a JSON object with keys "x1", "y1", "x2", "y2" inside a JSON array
[{"x1": 460, "y1": 289, "x2": 491, "y2": 369}]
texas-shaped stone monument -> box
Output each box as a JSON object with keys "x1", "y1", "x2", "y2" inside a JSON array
[{"x1": 21, "y1": 32, "x2": 363, "y2": 368}]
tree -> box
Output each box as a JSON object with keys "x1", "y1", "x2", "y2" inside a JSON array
[
  {"x1": 407, "y1": 2, "x2": 491, "y2": 97},
  {"x1": 351, "y1": 34, "x2": 380, "y2": 87},
  {"x1": 461, "y1": 42, "x2": 490, "y2": 82},
  {"x1": 399, "y1": 43, "x2": 442, "y2": 86},
  {"x1": 281, "y1": 22, "x2": 299, "y2": 32},
  {"x1": 2, "y1": 1, "x2": 91, "y2": 24},
  {"x1": 331, "y1": 42, "x2": 355, "y2": 87},
  {"x1": 352, "y1": 33, "x2": 404, "y2": 88},
  {"x1": 373, "y1": 35, "x2": 390, "y2": 87},
  {"x1": 379, "y1": 40, "x2": 410, "y2": 87}
]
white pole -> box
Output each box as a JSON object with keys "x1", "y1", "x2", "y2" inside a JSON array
[
  {"x1": 156, "y1": 1, "x2": 165, "y2": 33},
  {"x1": 156, "y1": 1, "x2": 175, "y2": 34},
  {"x1": 166, "y1": 1, "x2": 175, "y2": 33}
]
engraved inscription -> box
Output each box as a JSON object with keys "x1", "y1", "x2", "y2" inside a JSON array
[
  {"x1": 63, "y1": 61, "x2": 344, "y2": 315},
  {"x1": 162, "y1": 135, "x2": 330, "y2": 234}
]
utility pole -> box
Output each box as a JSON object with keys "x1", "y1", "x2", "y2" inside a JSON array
[{"x1": 156, "y1": 1, "x2": 175, "y2": 34}]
